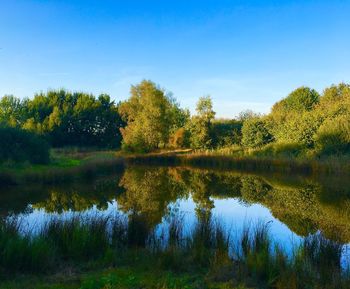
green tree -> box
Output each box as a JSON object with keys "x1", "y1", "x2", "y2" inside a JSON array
[
  {"x1": 189, "y1": 96, "x2": 216, "y2": 149},
  {"x1": 268, "y1": 87, "x2": 320, "y2": 146},
  {"x1": 211, "y1": 119, "x2": 243, "y2": 148},
  {"x1": 0, "y1": 127, "x2": 50, "y2": 164},
  {"x1": 315, "y1": 114, "x2": 350, "y2": 154},
  {"x1": 0, "y1": 90, "x2": 124, "y2": 148},
  {"x1": 272, "y1": 87, "x2": 320, "y2": 114},
  {"x1": 241, "y1": 117, "x2": 273, "y2": 148},
  {"x1": 0, "y1": 95, "x2": 27, "y2": 127},
  {"x1": 119, "y1": 80, "x2": 185, "y2": 152}
]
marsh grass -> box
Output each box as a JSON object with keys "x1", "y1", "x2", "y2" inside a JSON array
[{"x1": 0, "y1": 215, "x2": 349, "y2": 288}]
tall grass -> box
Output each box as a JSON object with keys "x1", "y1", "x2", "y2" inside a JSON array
[{"x1": 0, "y1": 215, "x2": 349, "y2": 288}]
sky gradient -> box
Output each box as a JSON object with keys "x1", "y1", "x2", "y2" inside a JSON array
[{"x1": 1, "y1": 0, "x2": 349, "y2": 117}]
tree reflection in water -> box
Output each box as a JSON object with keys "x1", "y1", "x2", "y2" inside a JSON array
[{"x1": 1, "y1": 166, "x2": 350, "y2": 243}]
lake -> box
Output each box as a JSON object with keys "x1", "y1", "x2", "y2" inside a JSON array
[{"x1": 1, "y1": 165, "x2": 350, "y2": 254}]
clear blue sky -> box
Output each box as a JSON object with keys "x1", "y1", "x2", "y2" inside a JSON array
[{"x1": 1, "y1": 0, "x2": 349, "y2": 117}]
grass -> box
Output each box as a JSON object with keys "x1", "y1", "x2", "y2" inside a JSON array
[
  {"x1": 0, "y1": 266, "x2": 240, "y2": 289},
  {"x1": 0, "y1": 215, "x2": 348, "y2": 289},
  {"x1": 0, "y1": 149, "x2": 125, "y2": 186}
]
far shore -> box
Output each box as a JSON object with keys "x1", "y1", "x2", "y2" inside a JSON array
[{"x1": 0, "y1": 148, "x2": 349, "y2": 187}]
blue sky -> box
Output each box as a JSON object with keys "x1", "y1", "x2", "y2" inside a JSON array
[{"x1": 1, "y1": 0, "x2": 349, "y2": 117}]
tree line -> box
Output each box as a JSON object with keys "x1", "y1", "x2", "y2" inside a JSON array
[
  {"x1": 0, "y1": 90, "x2": 124, "y2": 163},
  {"x1": 0, "y1": 80, "x2": 349, "y2": 163},
  {"x1": 0, "y1": 90, "x2": 124, "y2": 148},
  {"x1": 116, "y1": 80, "x2": 350, "y2": 156}
]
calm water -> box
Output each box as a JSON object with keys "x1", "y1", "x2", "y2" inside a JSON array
[{"x1": 1, "y1": 165, "x2": 350, "y2": 252}]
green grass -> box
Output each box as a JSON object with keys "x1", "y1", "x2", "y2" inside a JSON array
[
  {"x1": 0, "y1": 149, "x2": 120, "y2": 171},
  {"x1": 0, "y1": 266, "x2": 246, "y2": 289},
  {"x1": 0, "y1": 149, "x2": 125, "y2": 186}
]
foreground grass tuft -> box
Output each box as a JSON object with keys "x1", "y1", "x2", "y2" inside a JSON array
[{"x1": 0, "y1": 215, "x2": 349, "y2": 289}]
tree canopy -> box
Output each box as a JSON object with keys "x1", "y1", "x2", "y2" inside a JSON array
[
  {"x1": 189, "y1": 96, "x2": 216, "y2": 149},
  {"x1": 0, "y1": 90, "x2": 124, "y2": 148},
  {"x1": 119, "y1": 80, "x2": 188, "y2": 152},
  {"x1": 0, "y1": 81, "x2": 349, "y2": 158}
]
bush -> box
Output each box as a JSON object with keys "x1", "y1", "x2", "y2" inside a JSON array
[
  {"x1": 0, "y1": 126, "x2": 50, "y2": 164},
  {"x1": 271, "y1": 112, "x2": 323, "y2": 147},
  {"x1": 253, "y1": 142, "x2": 305, "y2": 158},
  {"x1": 241, "y1": 118, "x2": 273, "y2": 148},
  {"x1": 315, "y1": 115, "x2": 350, "y2": 155},
  {"x1": 211, "y1": 119, "x2": 242, "y2": 148}
]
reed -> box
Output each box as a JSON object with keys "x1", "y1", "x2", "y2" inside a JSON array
[{"x1": 0, "y1": 215, "x2": 349, "y2": 288}]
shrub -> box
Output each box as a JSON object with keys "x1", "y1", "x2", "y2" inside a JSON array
[
  {"x1": 0, "y1": 126, "x2": 50, "y2": 164},
  {"x1": 315, "y1": 115, "x2": 350, "y2": 155},
  {"x1": 241, "y1": 118, "x2": 273, "y2": 148},
  {"x1": 253, "y1": 142, "x2": 305, "y2": 158},
  {"x1": 211, "y1": 119, "x2": 243, "y2": 148}
]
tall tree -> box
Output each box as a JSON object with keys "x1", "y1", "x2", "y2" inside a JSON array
[
  {"x1": 189, "y1": 96, "x2": 216, "y2": 149},
  {"x1": 119, "y1": 80, "x2": 185, "y2": 152},
  {"x1": 0, "y1": 95, "x2": 27, "y2": 127}
]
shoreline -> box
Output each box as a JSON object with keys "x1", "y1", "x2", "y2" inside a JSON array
[
  {"x1": 125, "y1": 151, "x2": 350, "y2": 175},
  {"x1": 0, "y1": 150, "x2": 349, "y2": 186}
]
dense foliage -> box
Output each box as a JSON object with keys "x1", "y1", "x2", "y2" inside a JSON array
[
  {"x1": 211, "y1": 119, "x2": 242, "y2": 148},
  {"x1": 0, "y1": 127, "x2": 49, "y2": 164},
  {"x1": 118, "y1": 80, "x2": 189, "y2": 152},
  {"x1": 241, "y1": 117, "x2": 273, "y2": 148},
  {"x1": 118, "y1": 81, "x2": 349, "y2": 156},
  {"x1": 1, "y1": 81, "x2": 349, "y2": 157},
  {"x1": 263, "y1": 83, "x2": 350, "y2": 155},
  {"x1": 188, "y1": 96, "x2": 216, "y2": 149},
  {"x1": 0, "y1": 90, "x2": 124, "y2": 148}
]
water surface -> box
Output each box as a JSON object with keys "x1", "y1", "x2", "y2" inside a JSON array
[{"x1": 1, "y1": 165, "x2": 350, "y2": 251}]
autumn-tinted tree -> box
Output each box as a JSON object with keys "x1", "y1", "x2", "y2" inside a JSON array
[{"x1": 168, "y1": 127, "x2": 191, "y2": 149}]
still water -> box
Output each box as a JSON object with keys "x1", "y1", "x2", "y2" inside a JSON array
[{"x1": 1, "y1": 165, "x2": 350, "y2": 251}]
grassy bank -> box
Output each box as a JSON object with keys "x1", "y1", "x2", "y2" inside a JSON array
[
  {"x1": 125, "y1": 148, "x2": 350, "y2": 175},
  {"x1": 0, "y1": 149, "x2": 125, "y2": 186},
  {"x1": 0, "y1": 215, "x2": 348, "y2": 289}
]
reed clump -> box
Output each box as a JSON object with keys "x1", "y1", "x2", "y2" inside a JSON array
[{"x1": 0, "y1": 215, "x2": 349, "y2": 288}]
